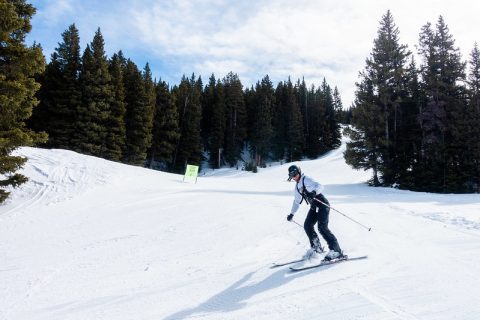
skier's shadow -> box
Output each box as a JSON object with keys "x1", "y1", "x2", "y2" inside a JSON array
[{"x1": 163, "y1": 264, "x2": 337, "y2": 320}]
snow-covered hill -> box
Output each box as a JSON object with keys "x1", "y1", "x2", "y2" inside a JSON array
[{"x1": 1, "y1": 140, "x2": 480, "y2": 320}]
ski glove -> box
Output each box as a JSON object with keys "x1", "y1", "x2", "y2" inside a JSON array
[{"x1": 287, "y1": 214, "x2": 294, "y2": 221}]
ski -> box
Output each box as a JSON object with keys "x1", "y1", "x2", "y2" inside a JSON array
[
  {"x1": 271, "y1": 248, "x2": 326, "y2": 268},
  {"x1": 289, "y1": 255, "x2": 367, "y2": 272},
  {"x1": 270, "y1": 258, "x2": 306, "y2": 268}
]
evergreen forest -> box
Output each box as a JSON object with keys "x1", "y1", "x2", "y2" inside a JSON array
[
  {"x1": 345, "y1": 11, "x2": 480, "y2": 193},
  {"x1": 1, "y1": 1, "x2": 479, "y2": 204},
  {"x1": 26, "y1": 26, "x2": 343, "y2": 174}
]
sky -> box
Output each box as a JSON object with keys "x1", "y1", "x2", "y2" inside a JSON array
[{"x1": 26, "y1": 0, "x2": 480, "y2": 107}]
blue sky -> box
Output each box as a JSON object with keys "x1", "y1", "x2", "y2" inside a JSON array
[{"x1": 26, "y1": 0, "x2": 480, "y2": 106}]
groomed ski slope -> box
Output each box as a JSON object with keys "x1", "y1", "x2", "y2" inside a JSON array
[{"x1": 1, "y1": 138, "x2": 480, "y2": 320}]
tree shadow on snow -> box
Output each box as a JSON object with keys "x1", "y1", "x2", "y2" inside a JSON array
[{"x1": 163, "y1": 264, "x2": 339, "y2": 320}]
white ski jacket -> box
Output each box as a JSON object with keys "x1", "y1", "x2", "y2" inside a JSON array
[{"x1": 289, "y1": 174, "x2": 324, "y2": 216}]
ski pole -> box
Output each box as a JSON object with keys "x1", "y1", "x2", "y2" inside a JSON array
[
  {"x1": 291, "y1": 219, "x2": 325, "y2": 253},
  {"x1": 291, "y1": 219, "x2": 303, "y2": 229},
  {"x1": 314, "y1": 198, "x2": 372, "y2": 231}
]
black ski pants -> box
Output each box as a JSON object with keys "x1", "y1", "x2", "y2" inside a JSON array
[{"x1": 304, "y1": 193, "x2": 342, "y2": 253}]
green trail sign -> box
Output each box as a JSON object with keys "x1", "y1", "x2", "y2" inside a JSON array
[{"x1": 183, "y1": 164, "x2": 199, "y2": 183}]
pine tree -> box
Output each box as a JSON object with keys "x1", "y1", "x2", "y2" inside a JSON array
[
  {"x1": 123, "y1": 59, "x2": 151, "y2": 165},
  {"x1": 48, "y1": 24, "x2": 82, "y2": 149},
  {"x1": 105, "y1": 52, "x2": 127, "y2": 161},
  {"x1": 297, "y1": 78, "x2": 309, "y2": 139},
  {"x1": 172, "y1": 74, "x2": 203, "y2": 172},
  {"x1": 333, "y1": 86, "x2": 344, "y2": 123},
  {"x1": 465, "y1": 43, "x2": 480, "y2": 191},
  {"x1": 344, "y1": 126, "x2": 381, "y2": 185},
  {"x1": 202, "y1": 74, "x2": 215, "y2": 149},
  {"x1": 142, "y1": 63, "x2": 156, "y2": 152},
  {"x1": 345, "y1": 74, "x2": 383, "y2": 185},
  {"x1": 396, "y1": 57, "x2": 423, "y2": 189},
  {"x1": 250, "y1": 75, "x2": 275, "y2": 167},
  {"x1": 223, "y1": 72, "x2": 247, "y2": 167},
  {"x1": 244, "y1": 85, "x2": 255, "y2": 168},
  {"x1": 0, "y1": 0, "x2": 47, "y2": 203},
  {"x1": 75, "y1": 44, "x2": 95, "y2": 153},
  {"x1": 321, "y1": 79, "x2": 342, "y2": 151},
  {"x1": 272, "y1": 80, "x2": 303, "y2": 161},
  {"x1": 211, "y1": 80, "x2": 227, "y2": 168},
  {"x1": 74, "y1": 28, "x2": 112, "y2": 157},
  {"x1": 416, "y1": 22, "x2": 444, "y2": 191},
  {"x1": 417, "y1": 16, "x2": 467, "y2": 192},
  {"x1": 346, "y1": 11, "x2": 410, "y2": 185},
  {"x1": 148, "y1": 80, "x2": 180, "y2": 170},
  {"x1": 272, "y1": 82, "x2": 288, "y2": 160},
  {"x1": 285, "y1": 79, "x2": 304, "y2": 161},
  {"x1": 29, "y1": 52, "x2": 62, "y2": 135},
  {"x1": 436, "y1": 17, "x2": 468, "y2": 191},
  {"x1": 304, "y1": 84, "x2": 324, "y2": 158},
  {"x1": 203, "y1": 74, "x2": 226, "y2": 168},
  {"x1": 341, "y1": 106, "x2": 353, "y2": 124}
]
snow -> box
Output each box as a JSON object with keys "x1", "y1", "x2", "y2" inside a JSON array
[{"x1": 1, "y1": 138, "x2": 480, "y2": 320}]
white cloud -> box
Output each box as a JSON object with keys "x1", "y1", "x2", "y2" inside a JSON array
[
  {"x1": 123, "y1": 1, "x2": 389, "y2": 104},
  {"x1": 30, "y1": 0, "x2": 480, "y2": 106},
  {"x1": 34, "y1": 0, "x2": 74, "y2": 26}
]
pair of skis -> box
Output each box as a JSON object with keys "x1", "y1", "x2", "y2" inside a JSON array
[{"x1": 271, "y1": 255, "x2": 367, "y2": 272}]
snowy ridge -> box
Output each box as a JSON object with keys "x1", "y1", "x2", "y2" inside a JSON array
[
  {"x1": 3, "y1": 148, "x2": 115, "y2": 215},
  {"x1": 1, "y1": 142, "x2": 480, "y2": 320}
]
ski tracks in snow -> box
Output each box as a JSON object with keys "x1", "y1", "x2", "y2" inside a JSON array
[
  {"x1": 349, "y1": 283, "x2": 420, "y2": 320},
  {"x1": 0, "y1": 148, "x2": 115, "y2": 218}
]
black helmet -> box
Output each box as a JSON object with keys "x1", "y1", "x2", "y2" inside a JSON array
[{"x1": 288, "y1": 165, "x2": 301, "y2": 181}]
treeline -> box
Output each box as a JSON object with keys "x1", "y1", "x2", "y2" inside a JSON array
[
  {"x1": 28, "y1": 24, "x2": 343, "y2": 173},
  {"x1": 2, "y1": 2, "x2": 343, "y2": 204},
  {"x1": 345, "y1": 11, "x2": 480, "y2": 193},
  {"x1": 7, "y1": 2, "x2": 478, "y2": 207}
]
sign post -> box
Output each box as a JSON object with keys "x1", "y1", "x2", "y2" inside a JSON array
[{"x1": 183, "y1": 164, "x2": 199, "y2": 183}]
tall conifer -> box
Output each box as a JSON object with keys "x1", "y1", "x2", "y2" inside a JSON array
[
  {"x1": 417, "y1": 16, "x2": 467, "y2": 192},
  {"x1": 148, "y1": 80, "x2": 179, "y2": 170},
  {"x1": 123, "y1": 60, "x2": 150, "y2": 165},
  {"x1": 0, "y1": 0, "x2": 47, "y2": 203},
  {"x1": 465, "y1": 44, "x2": 480, "y2": 191},
  {"x1": 202, "y1": 74, "x2": 215, "y2": 148},
  {"x1": 285, "y1": 79, "x2": 304, "y2": 161},
  {"x1": 321, "y1": 79, "x2": 342, "y2": 151},
  {"x1": 346, "y1": 11, "x2": 410, "y2": 185},
  {"x1": 250, "y1": 75, "x2": 275, "y2": 166},
  {"x1": 75, "y1": 28, "x2": 112, "y2": 156},
  {"x1": 30, "y1": 52, "x2": 61, "y2": 135},
  {"x1": 304, "y1": 84, "x2": 324, "y2": 158},
  {"x1": 172, "y1": 74, "x2": 203, "y2": 172},
  {"x1": 272, "y1": 82, "x2": 287, "y2": 160},
  {"x1": 50, "y1": 24, "x2": 82, "y2": 149},
  {"x1": 223, "y1": 72, "x2": 247, "y2": 167},
  {"x1": 333, "y1": 86, "x2": 344, "y2": 123},
  {"x1": 297, "y1": 78, "x2": 309, "y2": 138},
  {"x1": 396, "y1": 57, "x2": 423, "y2": 189},
  {"x1": 203, "y1": 75, "x2": 226, "y2": 168},
  {"x1": 143, "y1": 63, "x2": 156, "y2": 151},
  {"x1": 345, "y1": 71, "x2": 383, "y2": 185},
  {"x1": 105, "y1": 52, "x2": 127, "y2": 161}
]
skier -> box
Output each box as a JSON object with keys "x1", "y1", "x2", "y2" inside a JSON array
[{"x1": 286, "y1": 165, "x2": 343, "y2": 261}]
